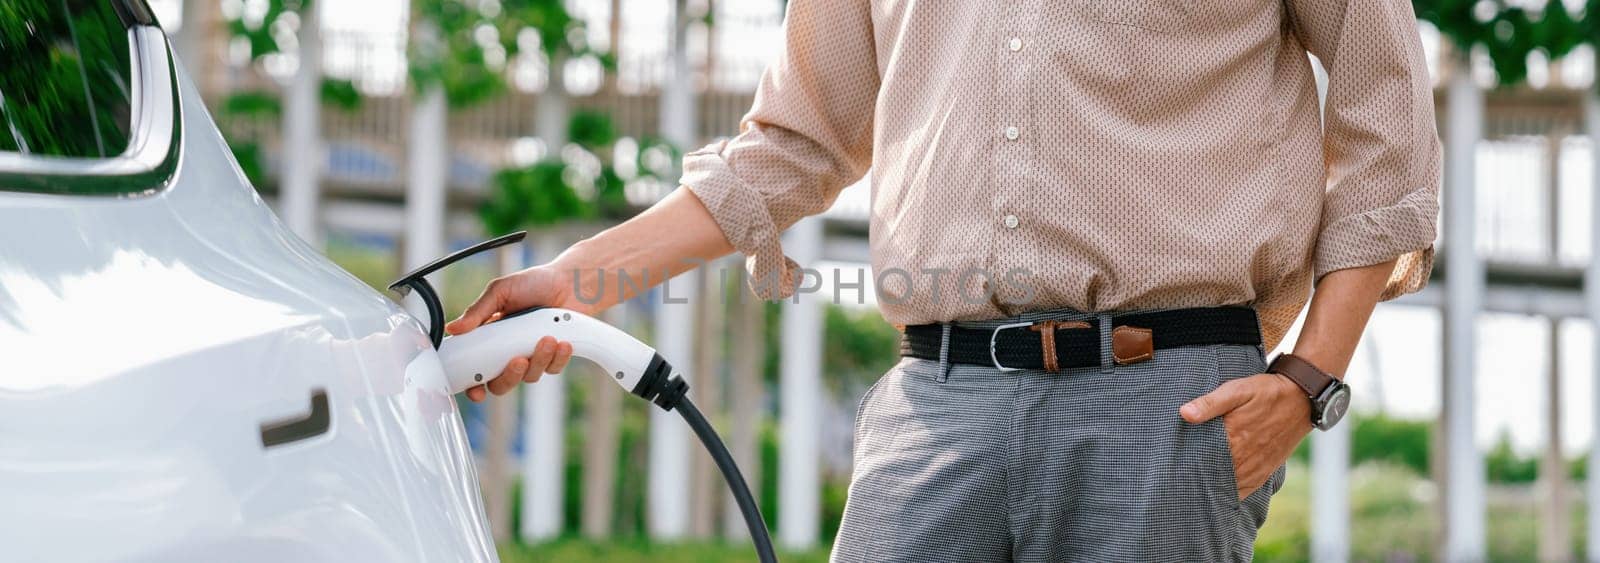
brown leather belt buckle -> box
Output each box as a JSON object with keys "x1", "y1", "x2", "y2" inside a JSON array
[
  {"x1": 1112, "y1": 325, "x2": 1154, "y2": 365},
  {"x1": 1027, "y1": 320, "x2": 1091, "y2": 372}
]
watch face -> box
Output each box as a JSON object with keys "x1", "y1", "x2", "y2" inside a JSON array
[{"x1": 1316, "y1": 384, "x2": 1352, "y2": 431}]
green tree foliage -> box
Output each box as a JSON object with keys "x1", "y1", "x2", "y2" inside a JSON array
[
  {"x1": 216, "y1": 0, "x2": 366, "y2": 188},
  {"x1": 221, "y1": 0, "x2": 365, "y2": 110},
  {"x1": 0, "y1": 0, "x2": 133, "y2": 157},
  {"x1": 211, "y1": 89, "x2": 280, "y2": 186},
  {"x1": 409, "y1": 0, "x2": 610, "y2": 108},
  {"x1": 481, "y1": 161, "x2": 591, "y2": 234},
  {"x1": 1485, "y1": 429, "x2": 1541, "y2": 483},
  {"x1": 412, "y1": 0, "x2": 636, "y2": 234},
  {"x1": 1302, "y1": 413, "x2": 1587, "y2": 484},
  {"x1": 1412, "y1": 0, "x2": 1597, "y2": 85},
  {"x1": 480, "y1": 111, "x2": 675, "y2": 233},
  {"x1": 1349, "y1": 413, "x2": 1432, "y2": 475},
  {"x1": 225, "y1": 0, "x2": 310, "y2": 59},
  {"x1": 821, "y1": 305, "x2": 902, "y2": 390},
  {"x1": 229, "y1": 140, "x2": 268, "y2": 187},
  {"x1": 568, "y1": 110, "x2": 618, "y2": 148},
  {"x1": 219, "y1": 89, "x2": 283, "y2": 118},
  {"x1": 319, "y1": 78, "x2": 363, "y2": 111}
]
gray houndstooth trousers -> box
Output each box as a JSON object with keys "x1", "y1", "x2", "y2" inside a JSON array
[{"x1": 830, "y1": 309, "x2": 1287, "y2": 563}]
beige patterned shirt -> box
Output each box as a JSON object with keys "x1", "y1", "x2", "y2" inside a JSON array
[{"x1": 681, "y1": 0, "x2": 1441, "y2": 350}]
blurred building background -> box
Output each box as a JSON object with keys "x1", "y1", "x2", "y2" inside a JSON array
[{"x1": 149, "y1": 0, "x2": 1599, "y2": 561}]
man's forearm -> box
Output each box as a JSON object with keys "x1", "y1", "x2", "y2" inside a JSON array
[
  {"x1": 554, "y1": 188, "x2": 735, "y2": 310},
  {"x1": 1290, "y1": 259, "x2": 1399, "y2": 377}
]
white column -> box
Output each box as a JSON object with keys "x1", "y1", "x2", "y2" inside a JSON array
[
  {"x1": 281, "y1": 2, "x2": 323, "y2": 246},
  {"x1": 536, "y1": 52, "x2": 568, "y2": 152},
  {"x1": 649, "y1": 269, "x2": 698, "y2": 539},
  {"x1": 404, "y1": 78, "x2": 448, "y2": 271},
  {"x1": 660, "y1": 0, "x2": 696, "y2": 154},
  {"x1": 779, "y1": 217, "x2": 823, "y2": 550},
  {"x1": 1539, "y1": 133, "x2": 1568, "y2": 563},
  {"x1": 402, "y1": 83, "x2": 447, "y2": 324},
  {"x1": 582, "y1": 302, "x2": 626, "y2": 538},
  {"x1": 520, "y1": 236, "x2": 566, "y2": 541},
  {"x1": 647, "y1": 0, "x2": 700, "y2": 540},
  {"x1": 1311, "y1": 421, "x2": 1351, "y2": 563},
  {"x1": 1585, "y1": 75, "x2": 1600, "y2": 563},
  {"x1": 724, "y1": 279, "x2": 765, "y2": 541},
  {"x1": 1442, "y1": 52, "x2": 1486, "y2": 563},
  {"x1": 1304, "y1": 47, "x2": 1352, "y2": 563}
]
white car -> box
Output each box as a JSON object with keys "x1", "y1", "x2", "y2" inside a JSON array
[{"x1": 0, "y1": 1, "x2": 496, "y2": 561}]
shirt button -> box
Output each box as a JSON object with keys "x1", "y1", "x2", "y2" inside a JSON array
[
  {"x1": 1003, "y1": 214, "x2": 1019, "y2": 229},
  {"x1": 1004, "y1": 126, "x2": 1020, "y2": 141},
  {"x1": 1008, "y1": 37, "x2": 1023, "y2": 52}
]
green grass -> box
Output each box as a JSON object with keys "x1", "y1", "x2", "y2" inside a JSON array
[
  {"x1": 1256, "y1": 461, "x2": 1587, "y2": 562},
  {"x1": 498, "y1": 539, "x2": 830, "y2": 563},
  {"x1": 497, "y1": 463, "x2": 1588, "y2": 563}
]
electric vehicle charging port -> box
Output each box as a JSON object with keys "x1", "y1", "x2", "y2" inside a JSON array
[{"x1": 394, "y1": 232, "x2": 778, "y2": 563}]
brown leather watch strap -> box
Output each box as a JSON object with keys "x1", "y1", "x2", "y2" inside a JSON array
[{"x1": 1268, "y1": 353, "x2": 1336, "y2": 398}]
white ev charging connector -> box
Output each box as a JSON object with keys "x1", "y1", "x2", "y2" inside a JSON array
[
  {"x1": 435, "y1": 307, "x2": 669, "y2": 400},
  {"x1": 390, "y1": 232, "x2": 777, "y2": 563}
]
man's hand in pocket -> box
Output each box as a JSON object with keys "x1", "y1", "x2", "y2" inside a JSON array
[{"x1": 1180, "y1": 373, "x2": 1314, "y2": 500}]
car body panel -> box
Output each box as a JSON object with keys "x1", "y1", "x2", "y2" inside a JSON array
[{"x1": 0, "y1": 28, "x2": 495, "y2": 563}]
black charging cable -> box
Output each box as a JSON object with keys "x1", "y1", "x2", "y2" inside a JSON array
[
  {"x1": 676, "y1": 398, "x2": 778, "y2": 563},
  {"x1": 637, "y1": 368, "x2": 778, "y2": 563}
]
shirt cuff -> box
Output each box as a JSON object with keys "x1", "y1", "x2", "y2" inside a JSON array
[
  {"x1": 1313, "y1": 186, "x2": 1439, "y2": 300},
  {"x1": 681, "y1": 140, "x2": 800, "y2": 299}
]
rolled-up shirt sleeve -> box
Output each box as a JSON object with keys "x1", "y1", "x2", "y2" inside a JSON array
[
  {"x1": 1288, "y1": 0, "x2": 1442, "y2": 299},
  {"x1": 680, "y1": 0, "x2": 878, "y2": 299}
]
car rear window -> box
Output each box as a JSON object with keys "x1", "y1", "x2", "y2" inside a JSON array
[{"x1": 0, "y1": 0, "x2": 135, "y2": 159}]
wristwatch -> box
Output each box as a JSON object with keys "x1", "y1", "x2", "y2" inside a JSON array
[{"x1": 1267, "y1": 353, "x2": 1351, "y2": 431}]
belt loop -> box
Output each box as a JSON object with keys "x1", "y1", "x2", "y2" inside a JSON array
[
  {"x1": 937, "y1": 324, "x2": 953, "y2": 383},
  {"x1": 1097, "y1": 313, "x2": 1114, "y2": 372}
]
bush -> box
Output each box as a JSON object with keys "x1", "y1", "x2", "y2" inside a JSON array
[
  {"x1": 1349, "y1": 414, "x2": 1430, "y2": 475},
  {"x1": 1485, "y1": 430, "x2": 1538, "y2": 484}
]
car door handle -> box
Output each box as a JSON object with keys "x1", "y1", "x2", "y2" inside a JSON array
[{"x1": 259, "y1": 389, "x2": 331, "y2": 448}]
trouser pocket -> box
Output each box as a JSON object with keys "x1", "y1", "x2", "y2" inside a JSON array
[{"x1": 851, "y1": 369, "x2": 895, "y2": 457}]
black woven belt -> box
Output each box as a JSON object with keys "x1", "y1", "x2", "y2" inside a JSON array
[{"x1": 899, "y1": 307, "x2": 1261, "y2": 371}]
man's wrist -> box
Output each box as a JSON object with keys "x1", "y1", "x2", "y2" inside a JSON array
[
  {"x1": 1266, "y1": 372, "x2": 1312, "y2": 408},
  {"x1": 1283, "y1": 347, "x2": 1347, "y2": 381},
  {"x1": 1268, "y1": 353, "x2": 1336, "y2": 394},
  {"x1": 1268, "y1": 353, "x2": 1352, "y2": 431}
]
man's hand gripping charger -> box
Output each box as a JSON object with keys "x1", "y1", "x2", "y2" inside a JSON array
[
  {"x1": 389, "y1": 232, "x2": 777, "y2": 563},
  {"x1": 436, "y1": 307, "x2": 685, "y2": 407}
]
